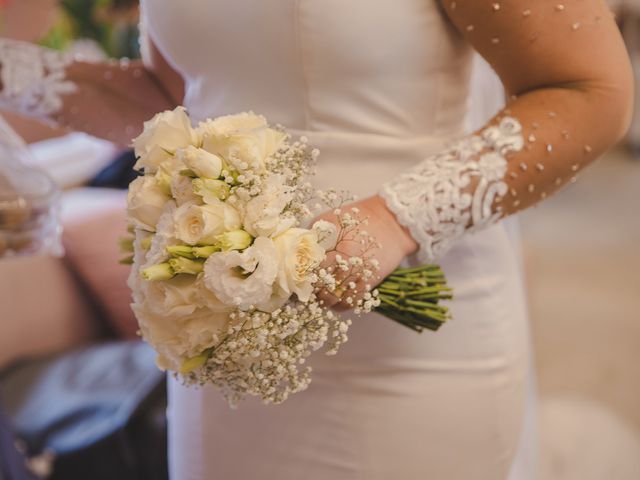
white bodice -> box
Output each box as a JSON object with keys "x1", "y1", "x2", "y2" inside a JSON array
[
  {"x1": 143, "y1": 0, "x2": 473, "y2": 196},
  {"x1": 144, "y1": 0, "x2": 471, "y2": 133}
]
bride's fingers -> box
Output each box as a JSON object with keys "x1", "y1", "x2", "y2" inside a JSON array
[
  {"x1": 331, "y1": 276, "x2": 373, "y2": 311},
  {"x1": 315, "y1": 285, "x2": 342, "y2": 309}
]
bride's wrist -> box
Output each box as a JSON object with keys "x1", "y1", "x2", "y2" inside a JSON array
[{"x1": 370, "y1": 194, "x2": 418, "y2": 257}]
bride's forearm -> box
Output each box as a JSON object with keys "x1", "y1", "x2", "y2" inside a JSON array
[
  {"x1": 56, "y1": 59, "x2": 178, "y2": 145},
  {"x1": 380, "y1": 81, "x2": 632, "y2": 262},
  {"x1": 0, "y1": 38, "x2": 177, "y2": 146},
  {"x1": 380, "y1": 0, "x2": 633, "y2": 263}
]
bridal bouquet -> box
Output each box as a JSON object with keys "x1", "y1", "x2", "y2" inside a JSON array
[{"x1": 124, "y1": 107, "x2": 452, "y2": 405}]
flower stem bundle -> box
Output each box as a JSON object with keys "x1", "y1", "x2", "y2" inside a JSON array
[{"x1": 376, "y1": 265, "x2": 452, "y2": 332}]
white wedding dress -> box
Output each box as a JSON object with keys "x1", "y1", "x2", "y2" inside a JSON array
[{"x1": 142, "y1": 0, "x2": 536, "y2": 478}]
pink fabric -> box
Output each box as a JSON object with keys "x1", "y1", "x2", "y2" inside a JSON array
[{"x1": 63, "y1": 207, "x2": 137, "y2": 338}]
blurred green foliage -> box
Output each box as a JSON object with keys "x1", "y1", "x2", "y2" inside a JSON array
[{"x1": 41, "y1": 0, "x2": 140, "y2": 58}]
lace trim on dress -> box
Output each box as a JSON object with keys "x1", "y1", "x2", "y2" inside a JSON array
[
  {"x1": 0, "y1": 39, "x2": 76, "y2": 123},
  {"x1": 380, "y1": 117, "x2": 524, "y2": 263}
]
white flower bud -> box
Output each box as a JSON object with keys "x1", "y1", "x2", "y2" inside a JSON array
[
  {"x1": 177, "y1": 145, "x2": 223, "y2": 179},
  {"x1": 216, "y1": 230, "x2": 254, "y2": 251}
]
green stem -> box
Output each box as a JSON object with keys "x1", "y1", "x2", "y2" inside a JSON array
[{"x1": 391, "y1": 265, "x2": 443, "y2": 274}]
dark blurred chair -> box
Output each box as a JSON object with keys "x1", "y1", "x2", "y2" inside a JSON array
[{"x1": 0, "y1": 404, "x2": 38, "y2": 480}]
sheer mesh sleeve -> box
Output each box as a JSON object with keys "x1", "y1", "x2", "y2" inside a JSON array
[
  {"x1": 380, "y1": 0, "x2": 632, "y2": 263},
  {"x1": 0, "y1": 39, "x2": 76, "y2": 125},
  {"x1": 0, "y1": 34, "x2": 176, "y2": 145}
]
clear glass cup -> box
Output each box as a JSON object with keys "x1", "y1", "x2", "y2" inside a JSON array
[{"x1": 0, "y1": 117, "x2": 62, "y2": 258}]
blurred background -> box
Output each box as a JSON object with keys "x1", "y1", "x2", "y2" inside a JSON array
[{"x1": 0, "y1": 1, "x2": 638, "y2": 479}]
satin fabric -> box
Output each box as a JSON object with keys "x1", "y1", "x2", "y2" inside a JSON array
[{"x1": 141, "y1": 0, "x2": 535, "y2": 478}]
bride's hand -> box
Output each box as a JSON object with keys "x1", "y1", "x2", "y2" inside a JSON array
[{"x1": 314, "y1": 195, "x2": 418, "y2": 310}]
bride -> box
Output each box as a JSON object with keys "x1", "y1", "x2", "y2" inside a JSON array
[{"x1": 0, "y1": 0, "x2": 632, "y2": 478}]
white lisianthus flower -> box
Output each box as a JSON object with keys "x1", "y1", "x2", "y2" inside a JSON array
[
  {"x1": 173, "y1": 201, "x2": 241, "y2": 245},
  {"x1": 152, "y1": 202, "x2": 178, "y2": 238},
  {"x1": 176, "y1": 145, "x2": 223, "y2": 179},
  {"x1": 273, "y1": 228, "x2": 325, "y2": 302},
  {"x1": 133, "y1": 302, "x2": 229, "y2": 372},
  {"x1": 242, "y1": 174, "x2": 295, "y2": 237},
  {"x1": 195, "y1": 111, "x2": 269, "y2": 137},
  {"x1": 127, "y1": 229, "x2": 155, "y2": 302},
  {"x1": 203, "y1": 236, "x2": 279, "y2": 311},
  {"x1": 141, "y1": 274, "x2": 201, "y2": 317},
  {"x1": 127, "y1": 175, "x2": 170, "y2": 231},
  {"x1": 144, "y1": 202, "x2": 178, "y2": 265},
  {"x1": 194, "y1": 277, "x2": 232, "y2": 313},
  {"x1": 312, "y1": 220, "x2": 339, "y2": 250}
]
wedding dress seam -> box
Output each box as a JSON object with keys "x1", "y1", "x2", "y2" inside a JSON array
[{"x1": 293, "y1": 0, "x2": 312, "y2": 131}]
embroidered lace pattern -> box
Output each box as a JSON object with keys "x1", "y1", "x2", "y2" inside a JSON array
[
  {"x1": 380, "y1": 117, "x2": 524, "y2": 263},
  {"x1": 0, "y1": 39, "x2": 76, "y2": 122}
]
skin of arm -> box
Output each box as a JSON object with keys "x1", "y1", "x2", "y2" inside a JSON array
[
  {"x1": 0, "y1": 34, "x2": 185, "y2": 146},
  {"x1": 52, "y1": 38, "x2": 185, "y2": 146},
  {"x1": 440, "y1": 0, "x2": 633, "y2": 211},
  {"x1": 319, "y1": 0, "x2": 633, "y2": 308}
]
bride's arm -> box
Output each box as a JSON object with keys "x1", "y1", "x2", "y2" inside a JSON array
[
  {"x1": 320, "y1": 0, "x2": 632, "y2": 306},
  {"x1": 0, "y1": 35, "x2": 183, "y2": 146},
  {"x1": 377, "y1": 0, "x2": 633, "y2": 263}
]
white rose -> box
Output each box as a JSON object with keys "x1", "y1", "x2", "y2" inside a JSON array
[
  {"x1": 203, "y1": 236, "x2": 279, "y2": 311},
  {"x1": 243, "y1": 174, "x2": 295, "y2": 237},
  {"x1": 134, "y1": 145, "x2": 172, "y2": 173},
  {"x1": 133, "y1": 106, "x2": 196, "y2": 156},
  {"x1": 173, "y1": 201, "x2": 241, "y2": 245},
  {"x1": 273, "y1": 228, "x2": 325, "y2": 302},
  {"x1": 130, "y1": 203, "x2": 179, "y2": 298},
  {"x1": 176, "y1": 145, "x2": 223, "y2": 179},
  {"x1": 127, "y1": 175, "x2": 170, "y2": 231},
  {"x1": 133, "y1": 301, "x2": 229, "y2": 372},
  {"x1": 133, "y1": 107, "x2": 197, "y2": 171}
]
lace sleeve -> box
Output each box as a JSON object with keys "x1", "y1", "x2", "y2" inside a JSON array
[
  {"x1": 380, "y1": 117, "x2": 524, "y2": 263},
  {"x1": 380, "y1": 0, "x2": 632, "y2": 264},
  {"x1": 0, "y1": 39, "x2": 76, "y2": 125}
]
